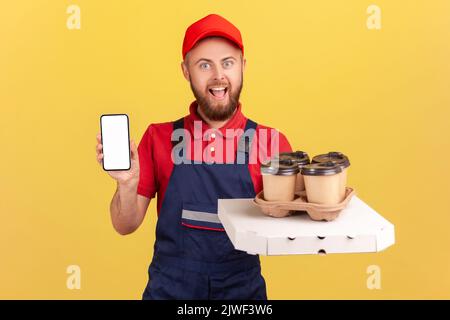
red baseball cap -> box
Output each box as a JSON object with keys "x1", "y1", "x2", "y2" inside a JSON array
[{"x1": 182, "y1": 14, "x2": 244, "y2": 60}]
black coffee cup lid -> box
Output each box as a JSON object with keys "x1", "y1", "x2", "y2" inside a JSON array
[
  {"x1": 261, "y1": 158, "x2": 300, "y2": 176},
  {"x1": 312, "y1": 152, "x2": 350, "y2": 169},
  {"x1": 278, "y1": 150, "x2": 310, "y2": 166},
  {"x1": 301, "y1": 161, "x2": 343, "y2": 176}
]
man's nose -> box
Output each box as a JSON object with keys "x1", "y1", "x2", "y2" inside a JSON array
[{"x1": 211, "y1": 65, "x2": 226, "y2": 80}]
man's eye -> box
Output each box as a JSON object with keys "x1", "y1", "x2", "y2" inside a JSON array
[
  {"x1": 223, "y1": 60, "x2": 234, "y2": 68},
  {"x1": 200, "y1": 63, "x2": 210, "y2": 69}
]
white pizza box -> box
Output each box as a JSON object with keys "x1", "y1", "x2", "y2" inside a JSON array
[{"x1": 217, "y1": 196, "x2": 395, "y2": 255}]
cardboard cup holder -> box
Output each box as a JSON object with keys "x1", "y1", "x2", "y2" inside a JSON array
[{"x1": 253, "y1": 187, "x2": 356, "y2": 221}]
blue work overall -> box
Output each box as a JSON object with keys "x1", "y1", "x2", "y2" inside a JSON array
[{"x1": 142, "y1": 117, "x2": 267, "y2": 300}]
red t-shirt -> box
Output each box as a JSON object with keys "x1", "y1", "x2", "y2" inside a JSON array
[{"x1": 137, "y1": 101, "x2": 292, "y2": 215}]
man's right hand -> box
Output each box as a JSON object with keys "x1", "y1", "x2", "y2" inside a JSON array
[
  {"x1": 95, "y1": 133, "x2": 140, "y2": 185},
  {"x1": 96, "y1": 132, "x2": 150, "y2": 235}
]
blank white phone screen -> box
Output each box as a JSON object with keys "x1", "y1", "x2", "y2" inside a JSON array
[{"x1": 101, "y1": 114, "x2": 131, "y2": 171}]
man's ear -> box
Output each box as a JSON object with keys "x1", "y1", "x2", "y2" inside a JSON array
[
  {"x1": 181, "y1": 61, "x2": 190, "y2": 82},
  {"x1": 242, "y1": 57, "x2": 246, "y2": 72}
]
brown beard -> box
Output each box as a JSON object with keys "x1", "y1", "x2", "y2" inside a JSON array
[{"x1": 189, "y1": 74, "x2": 243, "y2": 121}]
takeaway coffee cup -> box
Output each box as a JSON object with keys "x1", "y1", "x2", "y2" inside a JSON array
[
  {"x1": 278, "y1": 151, "x2": 310, "y2": 192},
  {"x1": 301, "y1": 161, "x2": 343, "y2": 205},
  {"x1": 261, "y1": 159, "x2": 299, "y2": 201},
  {"x1": 312, "y1": 152, "x2": 350, "y2": 200}
]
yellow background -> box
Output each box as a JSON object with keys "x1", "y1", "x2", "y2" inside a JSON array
[{"x1": 1, "y1": 0, "x2": 449, "y2": 299}]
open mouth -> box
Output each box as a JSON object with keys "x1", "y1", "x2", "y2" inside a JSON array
[{"x1": 208, "y1": 87, "x2": 228, "y2": 100}]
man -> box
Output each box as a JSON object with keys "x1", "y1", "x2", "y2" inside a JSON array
[{"x1": 95, "y1": 14, "x2": 292, "y2": 299}]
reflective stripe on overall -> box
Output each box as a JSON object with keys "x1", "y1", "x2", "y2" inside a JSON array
[{"x1": 142, "y1": 117, "x2": 267, "y2": 300}]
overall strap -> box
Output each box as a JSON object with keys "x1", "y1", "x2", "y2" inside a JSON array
[
  {"x1": 236, "y1": 119, "x2": 258, "y2": 164},
  {"x1": 172, "y1": 117, "x2": 185, "y2": 160}
]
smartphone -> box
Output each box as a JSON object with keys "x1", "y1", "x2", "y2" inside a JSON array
[{"x1": 100, "y1": 114, "x2": 131, "y2": 171}]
